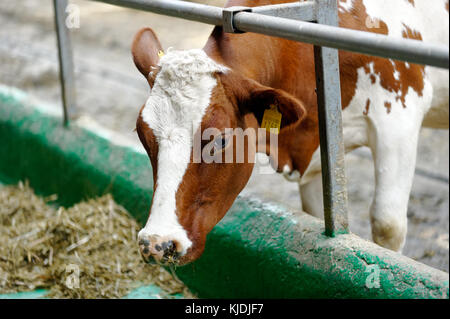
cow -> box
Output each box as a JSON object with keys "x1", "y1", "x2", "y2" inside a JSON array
[{"x1": 132, "y1": 0, "x2": 449, "y2": 266}]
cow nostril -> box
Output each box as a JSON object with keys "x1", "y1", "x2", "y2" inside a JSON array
[
  {"x1": 161, "y1": 240, "x2": 175, "y2": 253},
  {"x1": 139, "y1": 239, "x2": 150, "y2": 247},
  {"x1": 139, "y1": 236, "x2": 182, "y2": 265},
  {"x1": 161, "y1": 240, "x2": 178, "y2": 257},
  {"x1": 145, "y1": 255, "x2": 157, "y2": 265},
  {"x1": 161, "y1": 240, "x2": 181, "y2": 264}
]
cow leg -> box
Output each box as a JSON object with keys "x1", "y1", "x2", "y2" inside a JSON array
[
  {"x1": 367, "y1": 115, "x2": 424, "y2": 253},
  {"x1": 299, "y1": 173, "x2": 324, "y2": 219}
]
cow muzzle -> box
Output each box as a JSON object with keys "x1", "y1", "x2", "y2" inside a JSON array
[{"x1": 138, "y1": 234, "x2": 183, "y2": 265}]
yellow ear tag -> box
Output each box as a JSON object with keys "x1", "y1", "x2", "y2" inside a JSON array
[
  {"x1": 261, "y1": 104, "x2": 282, "y2": 134},
  {"x1": 157, "y1": 50, "x2": 165, "y2": 58}
]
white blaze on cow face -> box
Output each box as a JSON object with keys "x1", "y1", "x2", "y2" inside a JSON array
[{"x1": 137, "y1": 49, "x2": 228, "y2": 256}]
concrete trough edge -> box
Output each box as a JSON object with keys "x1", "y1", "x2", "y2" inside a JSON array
[{"x1": 0, "y1": 86, "x2": 448, "y2": 299}]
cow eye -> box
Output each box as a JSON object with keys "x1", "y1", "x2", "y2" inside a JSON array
[{"x1": 212, "y1": 133, "x2": 230, "y2": 153}]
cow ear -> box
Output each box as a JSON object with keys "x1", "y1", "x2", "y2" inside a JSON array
[
  {"x1": 246, "y1": 84, "x2": 307, "y2": 130},
  {"x1": 131, "y1": 27, "x2": 163, "y2": 85},
  {"x1": 222, "y1": 72, "x2": 306, "y2": 131}
]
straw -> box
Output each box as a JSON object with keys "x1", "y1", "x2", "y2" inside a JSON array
[{"x1": 0, "y1": 181, "x2": 195, "y2": 299}]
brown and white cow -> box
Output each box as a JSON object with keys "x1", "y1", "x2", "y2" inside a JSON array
[{"x1": 132, "y1": 0, "x2": 449, "y2": 266}]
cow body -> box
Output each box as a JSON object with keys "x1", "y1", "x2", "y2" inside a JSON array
[{"x1": 133, "y1": 0, "x2": 449, "y2": 265}]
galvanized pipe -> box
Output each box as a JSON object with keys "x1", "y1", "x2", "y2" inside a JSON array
[
  {"x1": 90, "y1": 0, "x2": 223, "y2": 25},
  {"x1": 53, "y1": 0, "x2": 77, "y2": 125},
  {"x1": 313, "y1": 0, "x2": 349, "y2": 236},
  {"x1": 234, "y1": 11, "x2": 449, "y2": 69},
  {"x1": 90, "y1": 0, "x2": 449, "y2": 69},
  {"x1": 251, "y1": 1, "x2": 316, "y2": 21}
]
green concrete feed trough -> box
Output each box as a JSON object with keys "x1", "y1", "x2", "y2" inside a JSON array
[{"x1": 0, "y1": 86, "x2": 448, "y2": 299}]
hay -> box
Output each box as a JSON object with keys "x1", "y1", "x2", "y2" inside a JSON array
[{"x1": 0, "y1": 181, "x2": 195, "y2": 299}]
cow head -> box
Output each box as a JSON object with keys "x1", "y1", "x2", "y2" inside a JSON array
[{"x1": 132, "y1": 28, "x2": 306, "y2": 266}]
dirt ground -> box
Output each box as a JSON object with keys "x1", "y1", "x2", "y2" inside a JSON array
[{"x1": 0, "y1": 0, "x2": 448, "y2": 272}]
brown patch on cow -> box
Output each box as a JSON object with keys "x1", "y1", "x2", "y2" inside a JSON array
[
  {"x1": 369, "y1": 57, "x2": 424, "y2": 109},
  {"x1": 205, "y1": 0, "x2": 426, "y2": 186},
  {"x1": 361, "y1": 24, "x2": 424, "y2": 109},
  {"x1": 446, "y1": 0, "x2": 449, "y2": 12},
  {"x1": 338, "y1": 0, "x2": 389, "y2": 110},
  {"x1": 384, "y1": 101, "x2": 392, "y2": 114},
  {"x1": 407, "y1": 0, "x2": 415, "y2": 6},
  {"x1": 402, "y1": 24, "x2": 423, "y2": 41},
  {"x1": 339, "y1": 1, "x2": 425, "y2": 113},
  {"x1": 363, "y1": 99, "x2": 371, "y2": 115},
  {"x1": 209, "y1": 0, "x2": 425, "y2": 176}
]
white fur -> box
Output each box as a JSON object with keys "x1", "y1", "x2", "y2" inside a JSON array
[
  {"x1": 138, "y1": 49, "x2": 227, "y2": 254},
  {"x1": 362, "y1": 0, "x2": 449, "y2": 128},
  {"x1": 339, "y1": 0, "x2": 354, "y2": 13},
  {"x1": 282, "y1": 164, "x2": 301, "y2": 182},
  {"x1": 390, "y1": 60, "x2": 400, "y2": 81}
]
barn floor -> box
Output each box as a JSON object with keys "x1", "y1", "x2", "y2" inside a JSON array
[{"x1": 0, "y1": 0, "x2": 448, "y2": 272}]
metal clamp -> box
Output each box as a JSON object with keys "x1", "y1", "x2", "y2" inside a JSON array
[{"x1": 223, "y1": 6, "x2": 252, "y2": 33}]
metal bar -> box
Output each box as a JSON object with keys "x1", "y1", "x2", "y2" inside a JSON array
[
  {"x1": 90, "y1": 0, "x2": 223, "y2": 25},
  {"x1": 53, "y1": 0, "x2": 76, "y2": 125},
  {"x1": 251, "y1": 1, "x2": 316, "y2": 21},
  {"x1": 313, "y1": 0, "x2": 348, "y2": 236},
  {"x1": 89, "y1": 0, "x2": 449, "y2": 69},
  {"x1": 233, "y1": 11, "x2": 449, "y2": 69},
  {"x1": 223, "y1": 6, "x2": 252, "y2": 33}
]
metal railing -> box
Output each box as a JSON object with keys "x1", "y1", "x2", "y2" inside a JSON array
[{"x1": 53, "y1": 0, "x2": 449, "y2": 237}]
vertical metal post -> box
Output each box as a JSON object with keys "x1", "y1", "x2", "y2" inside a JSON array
[
  {"x1": 313, "y1": 0, "x2": 349, "y2": 236},
  {"x1": 53, "y1": 0, "x2": 76, "y2": 125}
]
